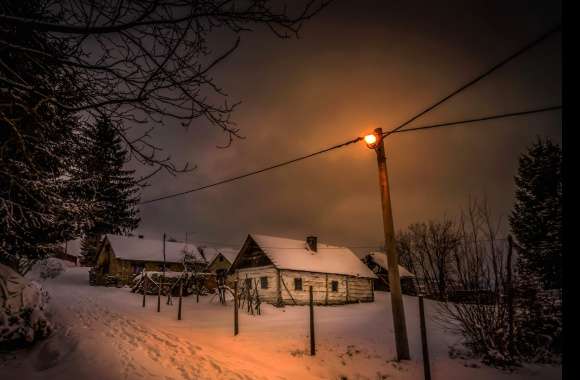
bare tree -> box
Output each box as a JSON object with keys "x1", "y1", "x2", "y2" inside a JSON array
[
  {"x1": 1, "y1": 0, "x2": 331, "y2": 172},
  {"x1": 0, "y1": 0, "x2": 330, "y2": 271},
  {"x1": 437, "y1": 196, "x2": 517, "y2": 367},
  {"x1": 396, "y1": 218, "x2": 459, "y2": 299}
]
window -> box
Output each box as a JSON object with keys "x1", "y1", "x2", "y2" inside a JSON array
[
  {"x1": 244, "y1": 278, "x2": 252, "y2": 289},
  {"x1": 331, "y1": 280, "x2": 338, "y2": 292},
  {"x1": 132, "y1": 263, "x2": 144, "y2": 274},
  {"x1": 294, "y1": 277, "x2": 303, "y2": 291},
  {"x1": 260, "y1": 276, "x2": 268, "y2": 289}
]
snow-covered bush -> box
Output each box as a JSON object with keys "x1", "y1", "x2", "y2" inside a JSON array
[
  {"x1": 27, "y1": 258, "x2": 66, "y2": 281},
  {"x1": 1, "y1": 264, "x2": 53, "y2": 346}
]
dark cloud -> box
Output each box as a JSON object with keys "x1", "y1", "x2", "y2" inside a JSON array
[{"x1": 136, "y1": 0, "x2": 562, "y2": 251}]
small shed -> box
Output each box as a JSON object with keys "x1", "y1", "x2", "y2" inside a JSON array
[
  {"x1": 228, "y1": 234, "x2": 377, "y2": 306},
  {"x1": 92, "y1": 235, "x2": 205, "y2": 285},
  {"x1": 362, "y1": 252, "x2": 417, "y2": 295}
]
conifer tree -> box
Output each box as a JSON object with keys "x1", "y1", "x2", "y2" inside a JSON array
[
  {"x1": 78, "y1": 117, "x2": 140, "y2": 266},
  {"x1": 0, "y1": 0, "x2": 92, "y2": 273},
  {"x1": 510, "y1": 138, "x2": 562, "y2": 290}
]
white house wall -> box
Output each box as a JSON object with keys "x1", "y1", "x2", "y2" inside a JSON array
[{"x1": 234, "y1": 266, "x2": 374, "y2": 306}]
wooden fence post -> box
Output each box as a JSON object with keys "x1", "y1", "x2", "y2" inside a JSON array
[
  {"x1": 234, "y1": 281, "x2": 239, "y2": 336},
  {"x1": 506, "y1": 235, "x2": 515, "y2": 358},
  {"x1": 419, "y1": 296, "x2": 431, "y2": 380},
  {"x1": 309, "y1": 286, "x2": 316, "y2": 356},
  {"x1": 178, "y1": 280, "x2": 183, "y2": 321},
  {"x1": 142, "y1": 274, "x2": 147, "y2": 308},
  {"x1": 157, "y1": 280, "x2": 161, "y2": 313}
]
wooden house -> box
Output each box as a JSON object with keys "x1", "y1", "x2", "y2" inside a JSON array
[
  {"x1": 201, "y1": 246, "x2": 239, "y2": 289},
  {"x1": 92, "y1": 235, "x2": 206, "y2": 285},
  {"x1": 362, "y1": 252, "x2": 417, "y2": 295},
  {"x1": 204, "y1": 247, "x2": 239, "y2": 276},
  {"x1": 228, "y1": 234, "x2": 377, "y2": 306}
]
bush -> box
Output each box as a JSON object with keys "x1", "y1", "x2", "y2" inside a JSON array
[{"x1": 1, "y1": 264, "x2": 53, "y2": 346}]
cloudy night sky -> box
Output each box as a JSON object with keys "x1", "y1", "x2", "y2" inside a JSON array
[{"x1": 134, "y1": 0, "x2": 561, "y2": 251}]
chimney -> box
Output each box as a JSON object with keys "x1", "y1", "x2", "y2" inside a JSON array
[{"x1": 306, "y1": 236, "x2": 318, "y2": 252}]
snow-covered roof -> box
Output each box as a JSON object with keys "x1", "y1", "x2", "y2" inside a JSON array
[
  {"x1": 367, "y1": 252, "x2": 415, "y2": 278},
  {"x1": 105, "y1": 235, "x2": 205, "y2": 263},
  {"x1": 205, "y1": 246, "x2": 239, "y2": 267},
  {"x1": 248, "y1": 234, "x2": 377, "y2": 278}
]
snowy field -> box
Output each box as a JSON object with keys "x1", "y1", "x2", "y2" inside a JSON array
[{"x1": 0, "y1": 267, "x2": 561, "y2": 380}]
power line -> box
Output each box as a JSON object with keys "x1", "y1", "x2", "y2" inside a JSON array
[
  {"x1": 382, "y1": 24, "x2": 561, "y2": 138},
  {"x1": 391, "y1": 105, "x2": 561, "y2": 135},
  {"x1": 139, "y1": 25, "x2": 561, "y2": 206},
  {"x1": 139, "y1": 105, "x2": 560, "y2": 205},
  {"x1": 139, "y1": 136, "x2": 362, "y2": 205}
]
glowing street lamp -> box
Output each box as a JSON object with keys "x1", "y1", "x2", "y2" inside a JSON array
[
  {"x1": 364, "y1": 132, "x2": 378, "y2": 149},
  {"x1": 364, "y1": 127, "x2": 410, "y2": 361}
]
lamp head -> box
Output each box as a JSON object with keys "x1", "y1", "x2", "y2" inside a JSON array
[{"x1": 364, "y1": 131, "x2": 381, "y2": 149}]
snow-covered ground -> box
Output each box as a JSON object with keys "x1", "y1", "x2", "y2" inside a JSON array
[{"x1": 0, "y1": 267, "x2": 561, "y2": 380}]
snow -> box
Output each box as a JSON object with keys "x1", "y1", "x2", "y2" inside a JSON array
[
  {"x1": 368, "y1": 252, "x2": 415, "y2": 278},
  {"x1": 250, "y1": 234, "x2": 377, "y2": 278},
  {"x1": 0, "y1": 264, "x2": 53, "y2": 345},
  {"x1": 0, "y1": 266, "x2": 561, "y2": 380},
  {"x1": 105, "y1": 235, "x2": 205, "y2": 263}
]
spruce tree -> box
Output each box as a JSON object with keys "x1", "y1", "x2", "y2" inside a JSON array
[
  {"x1": 78, "y1": 117, "x2": 140, "y2": 266},
  {"x1": 0, "y1": 0, "x2": 92, "y2": 273},
  {"x1": 509, "y1": 138, "x2": 562, "y2": 290}
]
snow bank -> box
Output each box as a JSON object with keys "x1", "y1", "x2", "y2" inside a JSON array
[{"x1": 0, "y1": 264, "x2": 53, "y2": 345}]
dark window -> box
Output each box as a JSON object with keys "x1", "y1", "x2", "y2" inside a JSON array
[
  {"x1": 331, "y1": 280, "x2": 339, "y2": 292},
  {"x1": 219, "y1": 256, "x2": 224, "y2": 262},
  {"x1": 132, "y1": 263, "x2": 144, "y2": 274},
  {"x1": 294, "y1": 277, "x2": 303, "y2": 291},
  {"x1": 260, "y1": 276, "x2": 268, "y2": 289}
]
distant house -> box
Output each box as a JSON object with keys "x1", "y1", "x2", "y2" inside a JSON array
[
  {"x1": 55, "y1": 239, "x2": 82, "y2": 266},
  {"x1": 362, "y1": 252, "x2": 417, "y2": 295},
  {"x1": 92, "y1": 235, "x2": 206, "y2": 285},
  {"x1": 228, "y1": 234, "x2": 377, "y2": 306},
  {"x1": 204, "y1": 247, "x2": 239, "y2": 276}
]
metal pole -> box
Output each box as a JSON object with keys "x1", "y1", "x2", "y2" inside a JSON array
[
  {"x1": 309, "y1": 286, "x2": 316, "y2": 356},
  {"x1": 373, "y1": 127, "x2": 410, "y2": 361},
  {"x1": 419, "y1": 296, "x2": 431, "y2": 380}
]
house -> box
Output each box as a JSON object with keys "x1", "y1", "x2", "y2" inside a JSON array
[
  {"x1": 362, "y1": 252, "x2": 417, "y2": 295},
  {"x1": 205, "y1": 247, "x2": 239, "y2": 275},
  {"x1": 228, "y1": 234, "x2": 377, "y2": 306},
  {"x1": 56, "y1": 239, "x2": 82, "y2": 266},
  {"x1": 92, "y1": 235, "x2": 206, "y2": 285},
  {"x1": 200, "y1": 246, "x2": 239, "y2": 289}
]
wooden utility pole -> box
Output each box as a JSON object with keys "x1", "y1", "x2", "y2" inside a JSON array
[{"x1": 371, "y1": 127, "x2": 410, "y2": 361}]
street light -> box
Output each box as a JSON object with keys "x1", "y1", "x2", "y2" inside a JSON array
[
  {"x1": 363, "y1": 133, "x2": 378, "y2": 148},
  {"x1": 365, "y1": 127, "x2": 410, "y2": 361}
]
